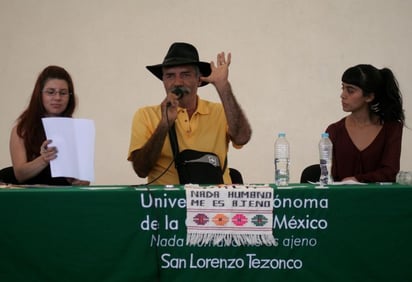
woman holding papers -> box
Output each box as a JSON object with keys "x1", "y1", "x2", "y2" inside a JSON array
[
  {"x1": 325, "y1": 64, "x2": 405, "y2": 183},
  {"x1": 9, "y1": 66, "x2": 89, "y2": 186}
]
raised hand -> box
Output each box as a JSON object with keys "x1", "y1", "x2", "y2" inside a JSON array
[{"x1": 201, "y1": 52, "x2": 231, "y2": 87}]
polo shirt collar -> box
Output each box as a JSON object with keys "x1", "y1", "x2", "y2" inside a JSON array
[{"x1": 177, "y1": 96, "x2": 210, "y2": 115}]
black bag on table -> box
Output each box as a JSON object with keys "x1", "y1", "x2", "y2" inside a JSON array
[{"x1": 169, "y1": 125, "x2": 226, "y2": 184}]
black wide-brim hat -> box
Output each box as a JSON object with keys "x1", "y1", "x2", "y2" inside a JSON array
[{"x1": 146, "y1": 42, "x2": 211, "y2": 87}]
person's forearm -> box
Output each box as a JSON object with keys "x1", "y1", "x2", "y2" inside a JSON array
[
  {"x1": 131, "y1": 121, "x2": 170, "y2": 177},
  {"x1": 14, "y1": 157, "x2": 49, "y2": 183},
  {"x1": 216, "y1": 82, "x2": 252, "y2": 145}
]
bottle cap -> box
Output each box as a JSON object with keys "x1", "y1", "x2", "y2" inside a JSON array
[
  {"x1": 321, "y1": 132, "x2": 329, "y2": 138},
  {"x1": 278, "y1": 132, "x2": 286, "y2": 137}
]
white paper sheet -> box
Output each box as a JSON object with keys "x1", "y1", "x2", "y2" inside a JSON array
[
  {"x1": 309, "y1": 180, "x2": 366, "y2": 185},
  {"x1": 42, "y1": 117, "x2": 95, "y2": 182}
]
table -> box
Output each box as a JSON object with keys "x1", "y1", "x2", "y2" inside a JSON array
[{"x1": 1, "y1": 183, "x2": 411, "y2": 282}]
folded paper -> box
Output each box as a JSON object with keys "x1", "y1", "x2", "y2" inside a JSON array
[{"x1": 42, "y1": 117, "x2": 95, "y2": 182}]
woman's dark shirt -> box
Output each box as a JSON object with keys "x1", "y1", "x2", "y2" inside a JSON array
[
  {"x1": 326, "y1": 118, "x2": 403, "y2": 182},
  {"x1": 22, "y1": 165, "x2": 70, "y2": 185}
]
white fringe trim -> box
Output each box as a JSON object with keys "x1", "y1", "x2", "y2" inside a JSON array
[{"x1": 186, "y1": 233, "x2": 278, "y2": 247}]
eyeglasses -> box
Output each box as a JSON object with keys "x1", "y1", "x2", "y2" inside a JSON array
[{"x1": 42, "y1": 88, "x2": 71, "y2": 97}]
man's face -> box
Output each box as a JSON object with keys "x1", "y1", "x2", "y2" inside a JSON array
[{"x1": 162, "y1": 65, "x2": 201, "y2": 96}]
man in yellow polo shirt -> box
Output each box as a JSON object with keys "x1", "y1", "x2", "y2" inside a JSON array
[{"x1": 128, "y1": 42, "x2": 252, "y2": 185}]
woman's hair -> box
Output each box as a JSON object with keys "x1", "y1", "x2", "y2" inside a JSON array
[
  {"x1": 341, "y1": 64, "x2": 405, "y2": 124},
  {"x1": 16, "y1": 65, "x2": 77, "y2": 160}
]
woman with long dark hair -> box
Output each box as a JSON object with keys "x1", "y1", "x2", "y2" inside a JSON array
[
  {"x1": 326, "y1": 64, "x2": 405, "y2": 182},
  {"x1": 9, "y1": 65, "x2": 89, "y2": 185}
]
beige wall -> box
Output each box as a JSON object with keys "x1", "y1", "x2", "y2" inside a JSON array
[{"x1": 1, "y1": 0, "x2": 411, "y2": 185}]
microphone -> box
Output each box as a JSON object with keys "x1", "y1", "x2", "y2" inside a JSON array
[
  {"x1": 167, "y1": 87, "x2": 186, "y2": 107},
  {"x1": 171, "y1": 87, "x2": 185, "y2": 99}
]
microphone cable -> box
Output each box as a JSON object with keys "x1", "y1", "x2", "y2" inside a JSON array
[
  {"x1": 131, "y1": 88, "x2": 188, "y2": 282},
  {"x1": 133, "y1": 100, "x2": 179, "y2": 187}
]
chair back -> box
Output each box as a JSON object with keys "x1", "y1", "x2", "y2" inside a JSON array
[
  {"x1": 300, "y1": 164, "x2": 321, "y2": 183},
  {"x1": 0, "y1": 166, "x2": 18, "y2": 184},
  {"x1": 229, "y1": 168, "x2": 244, "y2": 184}
]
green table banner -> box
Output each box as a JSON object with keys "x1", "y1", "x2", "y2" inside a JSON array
[{"x1": 1, "y1": 184, "x2": 411, "y2": 282}]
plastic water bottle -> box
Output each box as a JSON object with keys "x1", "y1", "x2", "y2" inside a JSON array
[
  {"x1": 274, "y1": 132, "x2": 290, "y2": 186},
  {"x1": 319, "y1": 132, "x2": 333, "y2": 185}
]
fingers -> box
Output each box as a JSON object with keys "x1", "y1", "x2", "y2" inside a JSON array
[
  {"x1": 226, "y1": 52, "x2": 231, "y2": 65},
  {"x1": 40, "y1": 140, "x2": 57, "y2": 162},
  {"x1": 40, "y1": 149, "x2": 57, "y2": 161},
  {"x1": 71, "y1": 179, "x2": 90, "y2": 186},
  {"x1": 216, "y1": 52, "x2": 231, "y2": 67},
  {"x1": 207, "y1": 52, "x2": 232, "y2": 71},
  {"x1": 162, "y1": 94, "x2": 178, "y2": 109},
  {"x1": 40, "y1": 140, "x2": 51, "y2": 154},
  {"x1": 160, "y1": 95, "x2": 178, "y2": 126}
]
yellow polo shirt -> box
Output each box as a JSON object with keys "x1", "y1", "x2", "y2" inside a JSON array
[{"x1": 128, "y1": 98, "x2": 238, "y2": 185}]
